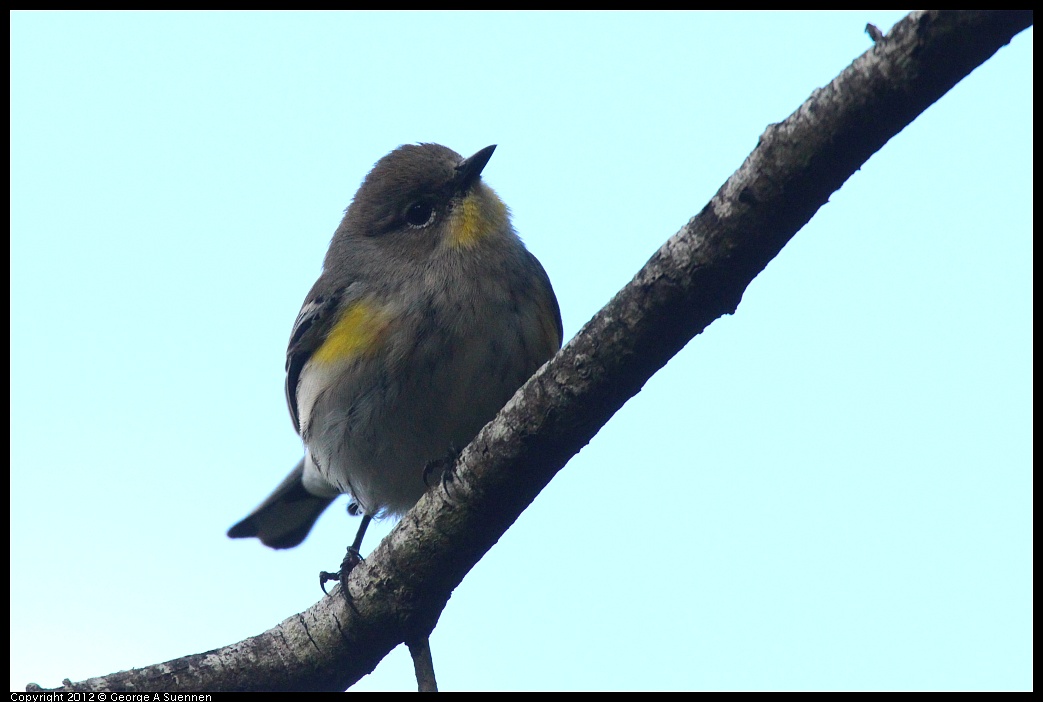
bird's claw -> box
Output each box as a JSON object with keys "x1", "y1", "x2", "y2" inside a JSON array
[{"x1": 319, "y1": 546, "x2": 365, "y2": 598}]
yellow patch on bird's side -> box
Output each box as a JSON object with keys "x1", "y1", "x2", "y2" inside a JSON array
[
  {"x1": 448, "y1": 188, "x2": 508, "y2": 249},
  {"x1": 312, "y1": 300, "x2": 391, "y2": 364}
]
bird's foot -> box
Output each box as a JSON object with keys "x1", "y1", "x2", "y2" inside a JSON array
[{"x1": 319, "y1": 546, "x2": 364, "y2": 598}]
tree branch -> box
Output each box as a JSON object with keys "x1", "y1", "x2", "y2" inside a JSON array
[{"x1": 30, "y1": 9, "x2": 1032, "y2": 693}]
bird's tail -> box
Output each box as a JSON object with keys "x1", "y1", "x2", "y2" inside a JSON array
[{"x1": 227, "y1": 458, "x2": 336, "y2": 549}]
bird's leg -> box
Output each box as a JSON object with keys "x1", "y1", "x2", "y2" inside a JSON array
[
  {"x1": 422, "y1": 445, "x2": 459, "y2": 488},
  {"x1": 320, "y1": 513, "x2": 372, "y2": 597}
]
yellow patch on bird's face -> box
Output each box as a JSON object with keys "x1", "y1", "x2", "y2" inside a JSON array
[
  {"x1": 448, "y1": 186, "x2": 508, "y2": 249},
  {"x1": 312, "y1": 300, "x2": 391, "y2": 365}
]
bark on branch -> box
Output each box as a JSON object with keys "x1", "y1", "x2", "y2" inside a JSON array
[{"x1": 30, "y1": 9, "x2": 1032, "y2": 693}]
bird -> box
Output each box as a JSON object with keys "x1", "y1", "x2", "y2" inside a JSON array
[{"x1": 228, "y1": 143, "x2": 562, "y2": 590}]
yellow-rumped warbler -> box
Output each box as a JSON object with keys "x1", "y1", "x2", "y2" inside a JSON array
[{"x1": 228, "y1": 144, "x2": 562, "y2": 585}]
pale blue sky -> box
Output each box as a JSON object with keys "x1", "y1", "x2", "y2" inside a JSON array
[{"x1": 11, "y1": 11, "x2": 1032, "y2": 691}]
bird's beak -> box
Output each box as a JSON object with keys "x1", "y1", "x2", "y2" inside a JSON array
[{"x1": 454, "y1": 144, "x2": 497, "y2": 192}]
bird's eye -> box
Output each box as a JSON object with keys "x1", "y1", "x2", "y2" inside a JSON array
[{"x1": 405, "y1": 202, "x2": 435, "y2": 228}]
